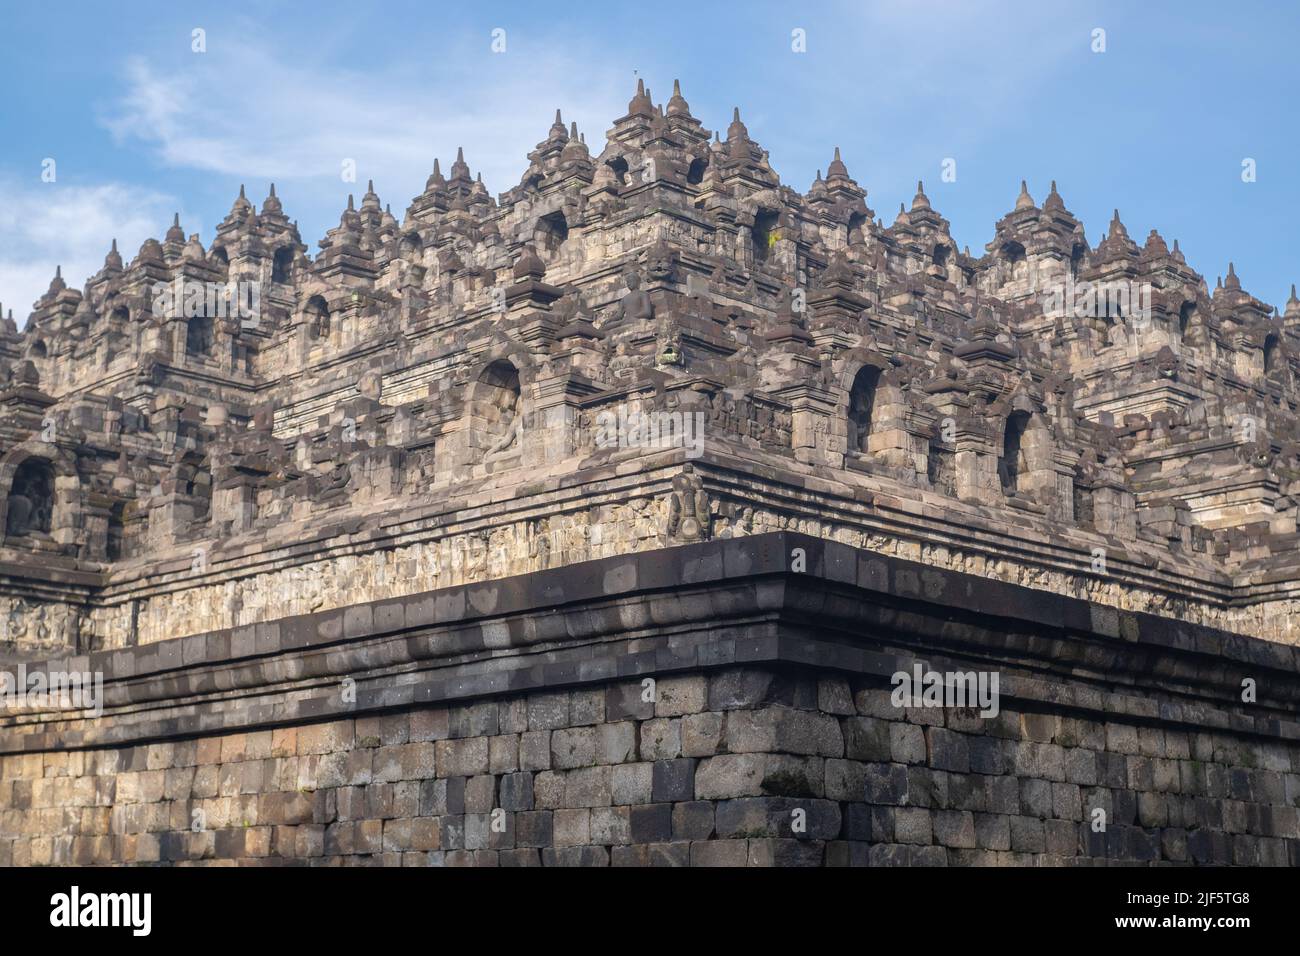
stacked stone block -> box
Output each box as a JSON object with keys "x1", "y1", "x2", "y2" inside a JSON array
[{"x1": 4, "y1": 666, "x2": 1296, "y2": 866}]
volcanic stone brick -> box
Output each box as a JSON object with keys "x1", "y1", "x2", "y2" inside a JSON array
[
  {"x1": 933, "y1": 810, "x2": 976, "y2": 848},
  {"x1": 1137, "y1": 792, "x2": 1167, "y2": 828},
  {"x1": 611, "y1": 763, "x2": 653, "y2": 805},
  {"x1": 1106, "y1": 723, "x2": 1141, "y2": 755},
  {"x1": 611, "y1": 842, "x2": 690, "y2": 867},
  {"x1": 672, "y1": 801, "x2": 715, "y2": 841},
  {"x1": 1064, "y1": 748, "x2": 1098, "y2": 785},
  {"x1": 690, "y1": 840, "x2": 749, "y2": 867},
  {"x1": 715, "y1": 797, "x2": 841, "y2": 840},
  {"x1": 489, "y1": 734, "x2": 519, "y2": 774},
  {"x1": 973, "y1": 812, "x2": 1010, "y2": 850},
  {"x1": 863, "y1": 763, "x2": 910, "y2": 805},
  {"x1": 894, "y1": 808, "x2": 933, "y2": 845},
  {"x1": 533, "y1": 772, "x2": 564, "y2": 809},
  {"x1": 681, "y1": 713, "x2": 724, "y2": 757},
  {"x1": 818, "y1": 678, "x2": 855, "y2": 716},
  {"x1": 1137, "y1": 726, "x2": 1165, "y2": 757},
  {"x1": 410, "y1": 708, "x2": 450, "y2": 742},
  {"x1": 1021, "y1": 777, "x2": 1052, "y2": 818},
  {"x1": 1044, "y1": 819, "x2": 1077, "y2": 857},
  {"x1": 296, "y1": 720, "x2": 354, "y2": 756},
  {"x1": 824, "y1": 759, "x2": 868, "y2": 802},
  {"x1": 356, "y1": 819, "x2": 384, "y2": 854},
  {"x1": 651, "y1": 758, "x2": 697, "y2": 803},
  {"x1": 590, "y1": 806, "x2": 630, "y2": 845},
  {"x1": 1052, "y1": 782, "x2": 1082, "y2": 821},
  {"x1": 570, "y1": 689, "x2": 605, "y2": 727},
  {"x1": 708, "y1": 669, "x2": 814, "y2": 711},
  {"x1": 629, "y1": 803, "x2": 673, "y2": 843},
  {"x1": 553, "y1": 808, "x2": 591, "y2": 847},
  {"x1": 435, "y1": 737, "x2": 489, "y2": 778},
  {"x1": 564, "y1": 766, "x2": 612, "y2": 807},
  {"x1": 499, "y1": 848, "x2": 541, "y2": 867},
  {"x1": 1127, "y1": 755, "x2": 1155, "y2": 791},
  {"x1": 527, "y1": 692, "x2": 569, "y2": 731},
  {"x1": 890, "y1": 723, "x2": 927, "y2": 764},
  {"x1": 465, "y1": 775, "x2": 496, "y2": 813},
  {"x1": 656, "y1": 676, "x2": 707, "y2": 716},
  {"x1": 843, "y1": 717, "x2": 891, "y2": 761},
  {"x1": 694, "y1": 754, "x2": 764, "y2": 800},
  {"x1": 1021, "y1": 713, "x2": 1057, "y2": 742},
  {"x1": 606, "y1": 681, "x2": 655, "y2": 721},
  {"x1": 499, "y1": 772, "x2": 533, "y2": 811},
  {"x1": 1009, "y1": 816, "x2": 1045, "y2": 853},
  {"x1": 514, "y1": 811, "x2": 553, "y2": 848},
  {"x1": 906, "y1": 767, "x2": 948, "y2": 808},
  {"x1": 498, "y1": 699, "x2": 529, "y2": 736},
  {"x1": 1161, "y1": 827, "x2": 1188, "y2": 861},
  {"x1": 598, "y1": 722, "x2": 638, "y2": 764},
  {"x1": 449, "y1": 702, "x2": 497, "y2": 739},
  {"x1": 551, "y1": 727, "x2": 597, "y2": 769},
  {"x1": 836, "y1": 804, "x2": 880, "y2": 842},
  {"x1": 927, "y1": 728, "x2": 970, "y2": 773},
  {"x1": 867, "y1": 843, "x2": 912, "y2": 867},
  {"x1": 519, "y1": 731, "x2": 551, "y2": 771},
  {"x1": 638, "y1": 718, "x2": 681, "y2": 760}
]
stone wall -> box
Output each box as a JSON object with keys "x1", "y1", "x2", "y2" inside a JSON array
[
  {"x1": 4, "y1": 668, "x2": 1297, "y2": 866},
  {"x1": 2, "y1": 534, "x2": 1297, "y2": 866}
]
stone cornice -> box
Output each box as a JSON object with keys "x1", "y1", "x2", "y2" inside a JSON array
[{"x1": 4, "y1": 533, "x2": 1296, "y2": 756}]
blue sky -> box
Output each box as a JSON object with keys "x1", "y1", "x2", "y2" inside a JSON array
[{"x1": 1, "y1": 1, "x2": 1296, "y2": 323}]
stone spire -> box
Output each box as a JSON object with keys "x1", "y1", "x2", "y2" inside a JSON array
[
  {"x1": 450, "y1": 147, "x2": 472, "y2": 183},
  {"x1": 627, "y1": 79, "x2": 653, "y2": 117},
  {"x1": 166, "y1": 213, "x2": 185, "y2": 244},
  {"x1": 425, "y1": 157, "x2": 446, "y2": 192},
  {"x1": 1224, "y1": 261, "x2": 1241, "y2": 292},
  {"x1": 262, "y1": 183, "x2": 284, "y2": 217},
  {"x1": 1285, "y1": 284, "x2": 1300, "y2": 320},
  {"x1": 1043, "y1": 180, "x2": 1064, "y2": 212},
  {"x1": 726, "y1": 107, "x2": 749, "y2": 144},
  {"x1": 1014, "y1": 180, "x2": 1035, "y2": 211},
  {"x1": 911, "y1": 180, "x2": 931, "y2": 211},
  {"x1": 548, "y1": 109, "x2": 569, "y2": 143},
  {"x1": 666, "y1": 79, "x2": 691, "y2": 118},
  {"x1": 826, "y1": 146, "x2": 849, "y2": 181}
]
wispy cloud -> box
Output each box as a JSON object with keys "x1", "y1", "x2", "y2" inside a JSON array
[
  {"x1": 101, "y1": 39, "x2": 630, "y2": 204},
  {"x1": 0, "y1": 177, "x2": 182, "y2": 326}
]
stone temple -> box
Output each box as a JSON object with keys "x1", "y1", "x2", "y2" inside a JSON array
[{"x1": 1, "y1": 80, "x2": 1298, "y2": 866}]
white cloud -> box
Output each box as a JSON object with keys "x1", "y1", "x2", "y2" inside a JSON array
[
  {"x1": 101, "y1": 41, "x2": 630, "y2": 206},
  {"x1": 0, "y1": 178, "x2": 184, "y2": 327},
  {"x1": 4, "y1": 37, "x2": 632, "y2": 325}
]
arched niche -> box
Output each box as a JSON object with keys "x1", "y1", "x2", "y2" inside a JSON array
[
  {"x1": 304, "y1": 295, "x2": 331, "y2": 339},
  {"x1": 0, "y1": 447, "x2": 79, "y2": 551},
  {"x1": 535, "y1": 211, "x2": 570, "y2": 259},
  {"x1": 998, "y1": 410, "x2": 1032, "y2": 495},
  {"x1": 752, "y1": 209, "x2": 780, "y2": 264},
  {"x1": 847, "y1": 365, "x2": 882, "y2": 454},
  {"x1": 461, "y1": 354, "x2": 535, "y2": 467},
  {"x1": 4, "y1": 457, "x2": 54, "y2": 536},
  {"x1": 272, "y1": 246, "x2": 295, "y2": 284},
  {"x1": 185, "y1": 315, "x2": 214, "y2": 357},
  {"x1": 1264, "y1": 333, "x2": 1280, "y2": 374}
]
